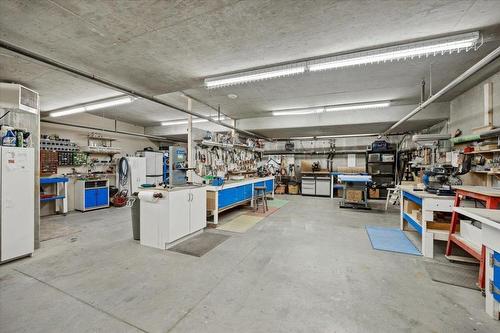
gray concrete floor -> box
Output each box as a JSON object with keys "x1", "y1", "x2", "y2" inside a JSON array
[{"x1": 1, "y1": 195, "x2": 498, "y2": 332}]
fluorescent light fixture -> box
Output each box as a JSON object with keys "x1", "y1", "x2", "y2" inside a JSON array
[
  {"x1": 49, "y1": 95, "x2": 135, "y2": 117},
  {"x1": 204, "y1": 32, "x2": 480, "y2": 88},
  {"x1": 309, "y1": 32, "x2": 480, "y2": 72},
  {"x1": 272, "y1": 101, "x2": 390, "y2": 116},
  {"x1": 272, "y1": 108, "x2": 324, "y2": 116},
  {"x1": 205, "y1": 66, "x2": 306, "y2": 89},
  {"x1": 161, "y1": 116, "x2": 226, "y2": 126},
  {"x1": 324, "y1": 101, "x2": 390, "y2": 112},
  {"x1": 316, "y1": 133, "x2": 379, "y2": 139},
  {"x1": 290, "y1": 136, "x2": 314, "y2": 140}
]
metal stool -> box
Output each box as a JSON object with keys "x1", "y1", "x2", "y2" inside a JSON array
[{"x1": 254, "y1": 186, "x2": 268, "y2": 213}]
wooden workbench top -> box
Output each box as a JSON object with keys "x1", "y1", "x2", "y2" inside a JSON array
[{"x1": 452, "y1": 185, "x2": 500, "y2": 197}]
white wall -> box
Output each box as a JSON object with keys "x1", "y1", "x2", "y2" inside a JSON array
[
  {"x1": 449, "y1": 71, "x2": 500, "y2": 135},
  {"x1": 40, "y1": 113, "x2": 159, "y2": 215}
]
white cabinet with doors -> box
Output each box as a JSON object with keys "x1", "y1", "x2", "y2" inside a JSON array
[{"x1": 139, "y1": 186, "x2": 206, "y2": 249}]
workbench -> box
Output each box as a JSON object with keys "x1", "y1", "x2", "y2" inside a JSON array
[
  {"x1": 206, "y1": 176, "x2": 274, "y2": 225},
  {"x1": 400, "y1": 186, "x2": 455, "y2": 258},
  {"x1": 338, "y1": 174, "x2": 371, "y2": 209},
  {"x1": 452, "y1": 208, "x2": 500, "y2": 320},
  {"x1": 446, "y1": 186, "x2": 500, "y2": 290},
  {"x1": 40, "y1": 177, "x2": 69, "y2": 214}
]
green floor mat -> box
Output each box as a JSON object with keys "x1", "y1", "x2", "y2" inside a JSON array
[
  {"x1": 217, "y1": 215, "x2": 264, "y2": 233},
  {"x1": 267, "y1": 199, "x2": 289, "y2": 208}
]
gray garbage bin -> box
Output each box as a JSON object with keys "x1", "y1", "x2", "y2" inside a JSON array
[{"x1": 130, "y1": 194, "x2": 140, "y2": 240}]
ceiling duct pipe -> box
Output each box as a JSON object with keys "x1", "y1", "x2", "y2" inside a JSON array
[
  {"x1": 383, "y1": 46, "x2": 500, "y2": 135},
  {"x1": 0, "y1": 40, "x2": 267, "y2": 140}
]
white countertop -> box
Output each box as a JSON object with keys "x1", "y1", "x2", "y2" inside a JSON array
[
  {"x1": 206, "y1": 176, "x2": 274, "y2": 191},
  {"x1": 454, "y1": 207, "x2": 500, "y2": 230}
]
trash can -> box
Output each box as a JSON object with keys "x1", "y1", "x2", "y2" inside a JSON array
[{"x1": 130, "y1": 193, "x2": 140, "y2": 240}]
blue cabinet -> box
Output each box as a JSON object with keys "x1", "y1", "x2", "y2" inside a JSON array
[
  {"x1": 217, "y1": 180, "x2": 273, "y2": 209},
  {"x1": 265, "y1": 179, "x2": 274, "y2": 193},
  {"x1": 85, "y1": 189, "x2": 97, "y2": 209},
  {"x1": 76, "y1": 179, "x2": 110, "y2": 212},
  {"x1": 96, "y1": 188, "x2": 109, "y2": 206},
  {"x1": 494, "y1": 251, "x2": 500, "y2": 303},
  {"x1": 84, "y1": 188, "x2": 109, "y2": 209}
]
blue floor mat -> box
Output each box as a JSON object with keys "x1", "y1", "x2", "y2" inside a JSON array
[{"x1": 366, "y1": 226, "x2": 421, "y2": 256}]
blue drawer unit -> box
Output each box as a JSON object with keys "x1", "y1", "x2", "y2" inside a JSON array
[
  {"x1": 265, "y1": 179, "x2": 274, "y2": 193},
  {"x1": 85, "y1": 189, "x2": 97, "y2": 209},
  {"x1": 218, "y1": 184, "x2": 254, "y2": 209},
  {"x1": 494, "y1": 251, "x2": 500, "y2": 303},
  {"x1": 96, "y1": 188, "x2": 109, "y2": 206},
  {"x1": 243, "y1": 184, "x2": 253, "y2": 200},
  {"x1": 76, "y1": 179, "x2": 110, "y2": 212}
]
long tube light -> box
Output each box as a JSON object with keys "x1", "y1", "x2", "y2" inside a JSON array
[
  {"x1": 272, "y1": 108, "x2": 324, "y2": 116},
  {"x1": 272, "y1": 101, "x2": 390, "y2": 116},
  {"x1": 205, "y1": 66, "x2": 305, "y2": 89},
  {"x1": 161, "y1": 116, "x2": 226, "y2": 126},
  {"x1": 204, "y1": 32, "x2": 480, "y2": 88},
  {"x1": 290, "y1": 133, "x2": 380, "y2": 140},
  {"x1": 309, "y1": 32, "x2": 480, "y2": 72},
  {"x1": 49, "y1": 95, "x2": 135, "y2": 117}
]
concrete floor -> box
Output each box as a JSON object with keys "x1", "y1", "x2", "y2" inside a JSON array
[{"x1": 1, "y1": 195, "x2": 497, "y2": 332}]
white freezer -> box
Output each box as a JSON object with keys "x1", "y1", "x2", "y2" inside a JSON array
[{"x1": 0, "y1": 147, "x2": 34, "y2": 263}]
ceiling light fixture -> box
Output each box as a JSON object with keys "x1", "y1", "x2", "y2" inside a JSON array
[
  {"x1": 324, "y1": 101, "x2": 390, "y2": 112},
  {"x1": 309, "y1": 32, "x2": 480, "y2": 72},
  {"x1": 49, "y1": 95, "x2": 136, "y2": 117},
  {"x1": 161, "y1": 116, "x2": 226, "y2": 126},
  {"x1": 272, "y1": 101, "x2": 390, "y2": 116},
  {"x1": 272, "y1": 108, "x2": 324, "y2": 116},
  {"x1": 204, "y1": 32, "x2": 480, "y2": 88},
  {"x1": 205, "y1": 66, "x2": 306, "y2": 89}
]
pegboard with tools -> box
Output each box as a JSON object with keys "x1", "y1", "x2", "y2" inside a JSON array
[{"x1": 194, "y1": 144, "x2": 261, "y2": 178}]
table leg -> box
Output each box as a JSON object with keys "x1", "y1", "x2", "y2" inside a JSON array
[
  {"x1": 55, "y1": 183, "x2": 60, "y2": 213},
  {"x1": 478, "y1": 245, "x2": 486, "y2": 290},
  {"x1": 422, "y1": 230, "x2": 434, "y2": 258},
  {"x1": 445, "y1": 193, "x2": 461, "y2": 256},
  {"x1": 62, "y1": 181, "x2": 68, "y2": 214}
]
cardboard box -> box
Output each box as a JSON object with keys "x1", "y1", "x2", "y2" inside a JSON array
[
  {"x1": 275, "y1": 184, "x2": 286, "y2": 194},
  {"x1": 288, "y1": 184, "x2": 299, "y2": 195},
  {"x1": 369, "y1": 189, "x2": 380, "y2": 198},
  {"x1": 206, "y1": 191, "x2": 216, "y2": 211},
  {"x1": 346, "y1": 190, "x2": 363, "y2": 202}
]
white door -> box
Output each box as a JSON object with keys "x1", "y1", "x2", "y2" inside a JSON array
[
  {"x1": 155, "y1": 153, "x2": 164, "y2": 176},
  {"x1": 129, "y1": 157, "x2": 146, "y2": 193},
  {"x1": 168, "y1": 190, "x2": 190, "y2": 243},
  {"x1": 145, "y1": 152, "x2": 156, "y2": 175},
  {"x1": 1, "y1": 147, "x2": 34, "y2": 261},
  {"x1": 189, "y1": 187, "x2": 207, "y2": 233}
]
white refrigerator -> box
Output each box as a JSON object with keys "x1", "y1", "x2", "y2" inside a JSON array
[
  {"x1": 117, "y1": 156, "x2": 146, "y2": 194},
  {"x1": 143, "y1": 151, "x2": 164, "y2": 185},
  {"x1": 0, "y1": 147, "x2": 34, "y2": 263}
]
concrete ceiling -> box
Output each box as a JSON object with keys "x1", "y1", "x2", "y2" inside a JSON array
[{"x1": 1, "y1": 0, "x2": 500, "y2": 137}]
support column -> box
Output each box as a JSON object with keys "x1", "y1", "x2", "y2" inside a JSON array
[{"x1": 187, "y1": 98, "x2": 193, "y2": 182}]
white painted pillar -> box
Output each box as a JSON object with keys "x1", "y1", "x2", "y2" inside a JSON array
[
  {"x1": 187, "y1": 98, "x2": 193, "y2": 182},
  {"x1": 484, "y1": 82, "x2": 493, "y2": 127}
]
